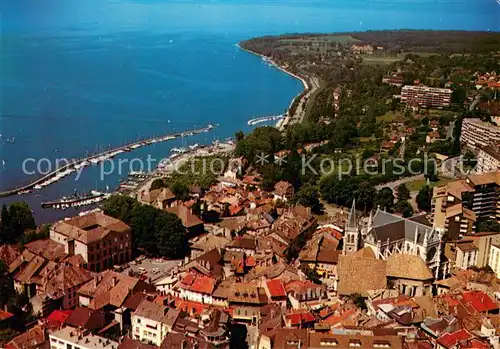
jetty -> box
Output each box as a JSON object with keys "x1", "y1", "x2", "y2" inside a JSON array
[
  {"x1": 247, "y1": 114, "x2": 285, "y2": 126},
  {"x1": 41, "y1": 190, "x2": 110, "y2": 209},
  {"x1": 0, "y1": 124, "x2": 215, "y2": 198}
]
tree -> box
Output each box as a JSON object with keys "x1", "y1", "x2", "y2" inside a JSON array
[
  {"x1": 355, "y1": 181, "x2": 376, "y2": 211},
  {"x1": 102, "y1": 195, "x2": 137, "y2": 224},
  {"x1": 150, "y1": 178, "x2": 165, "y2": 191},
  {"x1": 130, "y1": 204, "x2": 160, "y2": 254},
  {"x1": 294, "y1": 183, "x2": 322, "y2": 213},
  {"x1": 396, "y1": 201, "x2": 414, "y2": 218},
  {"x1": 375, "y1": 188, "x2": 394, "y2": 211},
  {"x1": 424, "y1": 160, "x2": 438, "y2": 182},
  {"x1": 235, "y1": 130, "x2": 245, "y2": 142},
  {"x1": 396, "y1": 184, "x2": 410, "y2": 202},
  {"x1": 103, "y1": 195, "x2": 190, "y2": 259},
  {"x1": 0, "y1": 202, "x2": 36, "y2": 244},
  {"x1": 170, "y1": 181, "x2": 190, "y2": 201},
  {"x1": 0, "y1": 261, "x2": 13, "y2": 309},
  {"x1": 349, "y1": 293, "x2": 367, "y2": 311},
  {"x1": 155, "y1": 213, "x2": 188, "y2": 258},
  {"x1": 301, "y1": 264, "x2": 322, "y2": 284},
  {"x1": 416, "y1": 186, "x2": 432, "y2": 212},
  {"x1": 477, "y1": 219, "x2": 500, "y2": 233}
]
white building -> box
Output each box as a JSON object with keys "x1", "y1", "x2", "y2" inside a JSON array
[
  {"x1": 131, "y1": 299, "x2": 180, "y2": 346},
  {"x1": 49, "y1": 327, "x2": 118, "y2": 349},
  {"x1": 476, "y1": 145, "x2": 500, "y2": 174},
  {"x1": 489, "y1": 244, "x2": 500, "y2": 279},
  {"x1": 461, "y1": 118, "x2": 500, "y2": 150}
]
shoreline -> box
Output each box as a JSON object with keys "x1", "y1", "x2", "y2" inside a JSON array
[{"x1": 237, "y1": 43, "x2": 310, "y2": 129}]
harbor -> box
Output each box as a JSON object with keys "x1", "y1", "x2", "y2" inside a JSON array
[{"x1": 0, "y1": 124, "x2": 215, "y2": 198}]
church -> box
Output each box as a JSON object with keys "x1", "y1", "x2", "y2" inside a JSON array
[{"x1": 342, "y1": 200, "x2": 446, "y2": 279}]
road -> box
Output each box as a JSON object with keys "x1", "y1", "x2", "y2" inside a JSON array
[
  {"x1": 278, "y1": 76, "x2": 320, "y2": 131},
  {"x1": 375, "y1": 174, "x2": 424, "y2": 191}
]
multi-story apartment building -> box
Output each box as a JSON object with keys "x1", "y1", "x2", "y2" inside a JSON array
[
  {"x1": 401, "y1": 85, "x2": 452, "y2": 108},
  {"x1": 461, "y1": 118, "x2": 500, "y2": 150},
  {"x1": 50, "y1": 211, "x2": 132, "y2": 272},
  {"x1": 476, "y1": 144, "x2": 500, "y2": 174},
  {"x1": 431, "y1": 171, "x2": 500, "y2": 239},
  {"x1": 49, "y1": 327, "x2": 118, "y2": 349}
]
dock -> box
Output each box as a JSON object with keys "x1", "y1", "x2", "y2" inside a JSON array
[{"x1": 0, "y1": 124, "x2": 215, "y2": 198}]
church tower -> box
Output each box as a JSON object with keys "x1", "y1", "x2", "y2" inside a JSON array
[{"x1": 343, "y1": 200, "x2": 360, "y2": 255}]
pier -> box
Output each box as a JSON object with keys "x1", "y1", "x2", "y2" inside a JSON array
[
  {"x1": 0, "y1": 124, "x2": 215, "y2": 198},
  {"x1": 247, "y1": 114, "x2": 285, "y2": 126}
]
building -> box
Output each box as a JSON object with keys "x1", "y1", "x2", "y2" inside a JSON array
[
  {"x1": 265, "y1": 328, "x2": 404, "y2": 349},
  {"x1": 431, "y1": 172, "x2": 500, "y2": 238},
  {"x1": 351, "y1": 44, "x2": 374, "y2": 54},
  {"x1": 131, "y1": 299, "x2": 180, "y2": 346},
  {"x1": 476, "y1": 144, "x2": 500, "y2": 174},
  {"x1": 461, "y1": 118, "x2": 500, "y2": 150},
  {"x1": 299, "y1": 229, "x2": 341, "y2": 286},
  {"x1": 6, "y1": 326, "x2": 47, "y2": 349},
  {"x1": 401, "y1": 85, "x2": 452, "y2": 108},
  {"x1": 359, "y1": 207, "x2": 444, "y2": 278},
  {"x1": 166, "y1": 204, "x2": 204, "y2": 236},
  {"x1": 386, "y1": 253, "x2": 434, "y2": 297},
  {"x1": 489, "y1": 244, "x2": 500, "y2": 279},
  {"x1": 77, "y1": 270, "x2": 156, "y2": 310},
  {"x1": 50, "y1": 211, "x2": 132, "y2": 272},
  {"x1": 49, "y1": 326, "x2": 118, "y2": 349},
  {"x1": 431, "y1": 182, "x2": 475, "y2": 239},
  {"x1": 285, "y1": 280, "x2": 327, "y2": 309},
  {"x1": 461, "y1": 232, "x2": 500, "y2": 268},
  {"x1": 138, "y1": 187, "x2": 176, "y2": 210},
  {"x1": 273, "y1": 181, "x2": 294, "y2": 202},
  {"x1": 382, "y1": 74, "x2": 404, "y2": 87},
  {"x1": 445, "y1": 240, "x2": 478, "y2": 270}
]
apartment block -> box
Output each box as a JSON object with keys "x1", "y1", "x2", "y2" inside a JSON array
[
  {"x1": 431, "y1": 171, "x2": 500, "y2": 239},
  {"x1": 461, "y1": 118, "x2": 500, "y2": 150},
  {"x1": 401, "y1": 85, "x2": 452, "y2": 108},
  {"x1": 476, "y1": 144, "x2": 500, "y2": 174}
]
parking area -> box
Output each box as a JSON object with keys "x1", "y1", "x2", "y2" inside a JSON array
[{"x1": 119, "y1": 257, "x2": 182, "y2": 283}]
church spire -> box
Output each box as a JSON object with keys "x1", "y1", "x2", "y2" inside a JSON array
[{"x1": 347, "y1": 199, "x2": 357, "y2": 229}]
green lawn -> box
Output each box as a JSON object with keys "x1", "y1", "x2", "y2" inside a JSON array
[
  {"x1": 360, "y1": 54, "x2": 402, "y2": 65},
  {"x1": 406, "y1": 177, "x2": 454, "y2": 192},
  {"x1": 377, "y1": 111, "x2": 401, "y2": 122}
]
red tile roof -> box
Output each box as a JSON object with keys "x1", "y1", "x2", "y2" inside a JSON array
[
  {"x1": 285, "y1": 310, "x2": 316, "y2": 326},
  {"x1": 180, "y1": 272, "x2": 216, "y2": 295},
  {"x1": 437, "y1": 329, "x2": 473, "y2": 348},
  {"x1": 46, "y1": 310, "x2": 72, "y2": 326},
  {"x1": 189, "y1": 275, "x2": 216, "y2": 295},
  {"x1": 266, "y1": 279, "x2": 287, "y2": 298},
  {"x1": 461, "y1": 291, "x2": 498, "y2": 313}
]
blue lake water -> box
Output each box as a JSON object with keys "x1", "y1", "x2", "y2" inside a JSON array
[{"x1": 1, "y1": 0, "x2": 498, "y2": 223}]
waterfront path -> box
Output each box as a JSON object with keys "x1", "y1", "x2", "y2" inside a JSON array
[{"x1": 0, "y1": 124, "x2": 215, "y2": 198}]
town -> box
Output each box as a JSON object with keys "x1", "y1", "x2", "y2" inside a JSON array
[{"x1": 1, "y1": 30, "x2": 500, "y2": 349}]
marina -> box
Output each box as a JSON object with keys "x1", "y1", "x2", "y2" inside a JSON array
[{"x1": 0, "y1": 124, "x2": 215, "y2": 198}]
